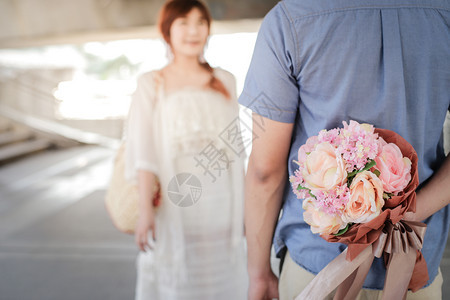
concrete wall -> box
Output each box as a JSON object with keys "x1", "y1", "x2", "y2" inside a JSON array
[{"x1": 0, "y1": 67, "x2": 123, "y2": 141}]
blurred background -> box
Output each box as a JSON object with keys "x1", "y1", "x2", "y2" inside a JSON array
[
  {"x1": 0, "y1": 0, "x2": 448, "y2": 299},
  {"x1": 0, "y1": 1, "x2": 274, "y2": 299}
]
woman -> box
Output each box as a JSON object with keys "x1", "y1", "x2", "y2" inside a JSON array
[{"x1": 125, "y1": 1, "x2": 247, "y2": 299}]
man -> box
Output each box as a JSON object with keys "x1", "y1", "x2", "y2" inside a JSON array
[{"x1": 239, "y1": 0, "x2": 450, "y2": 299}]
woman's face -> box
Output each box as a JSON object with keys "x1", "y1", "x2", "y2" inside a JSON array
[{"x1": 169, "y1": 8, "x2": 209, "y2": 59}]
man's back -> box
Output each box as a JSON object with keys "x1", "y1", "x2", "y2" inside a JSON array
[{"x1": 239, "y1": 0, "x2": 450, "y2": 290}]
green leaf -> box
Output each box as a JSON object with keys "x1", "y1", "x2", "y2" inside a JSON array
[
  {"x1": 297, "y1": 185, "x2": 315, "y2": 198},
  {"x1": 347, "y1": 170, "x2": 358, "y2": 178},
  {"x1": 362, "y1": 160, "x2": 376, "y2": 172},
  {"x1": 347, "y1": 160, "x2": 377, "y2": 179},
  {"x1": 347, "y1": 177, "x2": 354, "y2": 187},
  {"x1": 383, "y1": 192, "x2": 394, "y2": 200},
  {"x1": 334, "y1": 223, "x2": 352, "y2": 236},
  {"x1": 373, "y1": 169, "x2": 381, "y2": 177}
]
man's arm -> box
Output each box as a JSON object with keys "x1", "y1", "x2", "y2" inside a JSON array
[
  {"x1": 405, "y1": 155, "x2": 450, "y2": 222},
  {"x1": 246, "y1": 113, "x2": 294, "y2": 300}
]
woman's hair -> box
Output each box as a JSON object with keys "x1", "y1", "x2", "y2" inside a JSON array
[{"x1": 158, "y1": 0, "x2": 231, "y2": 99}]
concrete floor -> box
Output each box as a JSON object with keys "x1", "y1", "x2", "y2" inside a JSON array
[
  {"x1": 0, "y1": 133, "x2": 449, "y2": 299},
  {"x1": 0, "y1": 145, "x2": 138, "y2": 300}
]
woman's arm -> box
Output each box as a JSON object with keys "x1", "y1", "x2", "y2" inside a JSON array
[
  {"x1": 135, "y1": 170, "x2": 157, "y2": 252},
  {"x1": 246, "y1": 113, "x2": 294, "y2": 300}
]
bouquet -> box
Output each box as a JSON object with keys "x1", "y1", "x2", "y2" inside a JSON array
[{"x1": 290, "y1": 121, "x2": 428, "y2": 300}]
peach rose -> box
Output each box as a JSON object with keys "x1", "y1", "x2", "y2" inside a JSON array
[
  {"x1": 301, "y1": 142, "x2": 347, "y2": 191},
  {"x1": 375, "y1": 142, "x2": 412, "y2": 195},
  {"x1": 303, "y1": 198, "x2": 346, "y2": 235},
  {"x1": 342, "y1": 171, "x2": 384, "y2": 223}
]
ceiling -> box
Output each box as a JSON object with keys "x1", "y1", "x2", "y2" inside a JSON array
[{"x1": 0, "y1": 0, "x2": 278, "y2": 49}]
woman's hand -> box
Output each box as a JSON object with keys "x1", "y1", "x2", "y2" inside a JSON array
[
  {"x1": 136, "y1": 170, "x2": 158, "y2": 252},
  {"x1": 135, "y1": 207, "x2": 156, "y2": 252}
]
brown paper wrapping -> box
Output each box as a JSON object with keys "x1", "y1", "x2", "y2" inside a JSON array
[{"x1": 296, "y1": 128, "x2": 429, "y2": 299}]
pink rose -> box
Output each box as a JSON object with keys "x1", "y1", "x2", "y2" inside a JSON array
[
  {"x1": 303, "y1": 198, "x2": 346, "y2": 235},
  {"x1": 374, "y1": 142, "x2": 412, "y2": 195},
  {"x1": 343, "y1": 171, "x2": 384, "y2": 223},
  {"x1": 301, "y1": 142, "x2": 347, "y2": 191},
  {"x1": 343, "y1": 120, "x2": 375, "y2": 134},
  {"x1": 297, "y1": 136, "x2": 319, "y2": 165}
]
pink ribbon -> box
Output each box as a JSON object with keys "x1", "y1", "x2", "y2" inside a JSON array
[{"x1": 295, "y1": 220, "x2": 427, "y2": 300}]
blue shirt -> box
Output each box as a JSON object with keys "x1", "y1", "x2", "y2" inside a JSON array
[{"x1": 239, "y1": 0, "x2": 450, "y2": 289}]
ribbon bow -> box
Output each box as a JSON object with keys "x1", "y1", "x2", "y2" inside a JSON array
[{"x1": 296, "y1": 220, "x2": 428, "y2": 300}]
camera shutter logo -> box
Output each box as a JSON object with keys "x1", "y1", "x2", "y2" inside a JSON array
[{"x1": 167, "y1": 173, "x2": 202, "y2": 207}]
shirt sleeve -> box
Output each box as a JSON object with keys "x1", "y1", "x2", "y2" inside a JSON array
[
  {"x1": 238, "y1": 3, "x2": 299, "y2": 123},
  {"x1": 124, "y1": 72, "x2": 159, "y2": 183}
]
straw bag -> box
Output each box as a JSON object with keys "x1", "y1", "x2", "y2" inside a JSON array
[
  {"x1": 105, "y1": 143, "x2": 161, "y2": 235},
  {"x1": 105, "y1": 71, "x2": 162, "y2": 234}
]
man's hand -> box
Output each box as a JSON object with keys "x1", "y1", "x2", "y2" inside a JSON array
[{"x1": 248, "y1": 271, "x2": 279, "y2": 300}]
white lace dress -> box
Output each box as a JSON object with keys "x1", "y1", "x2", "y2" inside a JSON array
[{"x1": 125, "y1": 68, "x2": 248, "y2": 300}]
